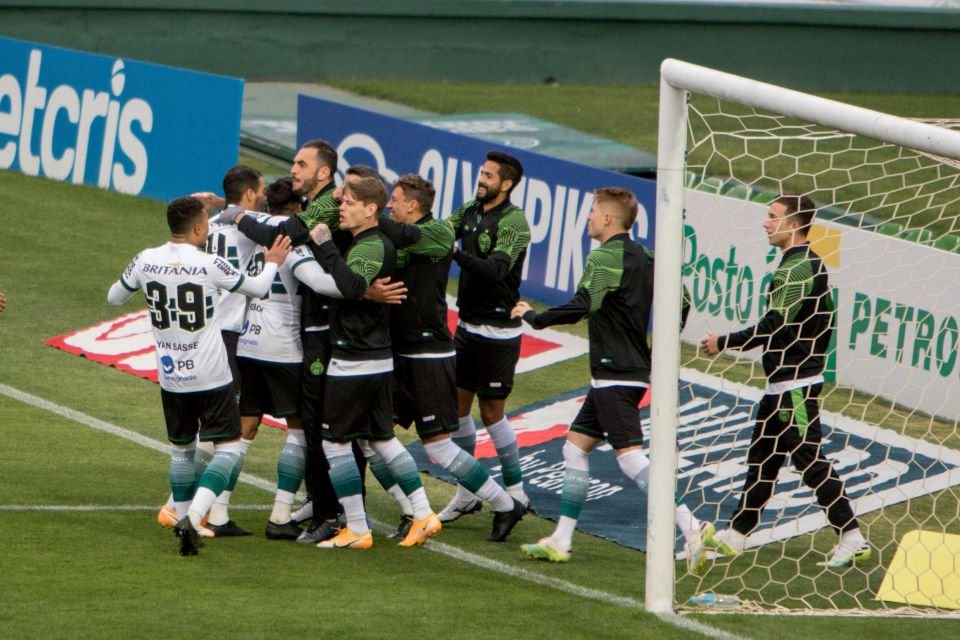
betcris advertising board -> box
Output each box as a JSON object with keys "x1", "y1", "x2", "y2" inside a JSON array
[
  {"x1": 0, "y1": 37, "x2": 243, "y2": 200},
  {"x1": 298, "y1": 95, "x2": 657, "y2": 306}
]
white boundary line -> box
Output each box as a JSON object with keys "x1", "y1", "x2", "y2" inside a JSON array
[
  {"x1": 0, "y1": 504, "x2": 272, "y2": 512},
  {"x1": 0, "y1": 381, "x2": 744, "y2": 640}
]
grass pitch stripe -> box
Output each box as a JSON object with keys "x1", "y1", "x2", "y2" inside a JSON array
[
  {"x1": 0, "y1": 382, "x2": 274, "y2": 493},
  {"x1": 0, "y1": 504, "x2": 272, "y2": 512},
  {"x1": 0, "y1": 382, "x2": 742, "y2": 640}
]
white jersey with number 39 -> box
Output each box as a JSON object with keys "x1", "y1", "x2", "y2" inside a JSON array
[{"x1": 117, "y1": 242, "x2": 265, "y2": 392}]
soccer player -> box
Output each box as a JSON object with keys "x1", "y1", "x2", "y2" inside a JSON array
[
  {"x1": 308, "y1": 176, "x2": 440, "y2": 550},
  {"x1": 441, "y1": 150, "x2": 532, "y2": 523},
  {"x1": 107, "y1": 196, "x2": 291, "y2": 555},
  {"x1": 157, "y1": 165, "x2": 269, "y2": 537},
  {"x1": 700, "y1": 194, "x2": 870, "y2": 569},
  {"x1": 512, "y1": 187, "x2": 714, "y2": 573},
  {"x1": 378, "y1": 174, "x2": 526, "y2": 542}
]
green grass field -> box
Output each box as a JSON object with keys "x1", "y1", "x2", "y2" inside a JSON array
[{"x1": 2, "y1": 79, "x2": 960, "y2": 638}]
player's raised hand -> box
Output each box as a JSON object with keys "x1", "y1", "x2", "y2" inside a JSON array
[
  {"x1": 191, "y1": 192, "x2": 226, "y2": 212},
  {"x1": 363, "y1": 277, "x2": 407, "y2": 304},
  {"x1": 309, "y1": 222, "x2": 333, "y2": 245},
  {"x1": 511, "y1": 300, "x2": 532, "y2": 319},
  {"x1": 264, "y1": 235, "x2": 292, "y2": 264},
  {"x1": 700, "y1": 331, "x2": 722, "y2": 356}
]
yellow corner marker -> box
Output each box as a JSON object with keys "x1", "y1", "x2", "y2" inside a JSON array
[{"x1": 876, "y1": 530, "x2": 960, "y2": 610}]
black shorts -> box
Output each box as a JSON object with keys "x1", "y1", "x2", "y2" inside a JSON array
[
  {"x1": 454, "y1": 326, "x2": 521, "y2": 399},
  {"x1": 322, "y1": 368, "x2": 394, "y2": 442},
  {"x1": 161, "y1": 383, "x2": 241, "y2": 445},
  {"x1": 393, "y1": 355, "x2": 459, "y2": 439},
  {"x1": 221, "y1": 330, "x2": 241, "y2": 397},
  {"x1": 237, "y1": 357, "x2": 302, "y2": 418},
  {"x1": 570, "y1": 385, "x2": 647, "y2": 450},
  {"x1": 300, "y1": 330, "x2": 331, "y2": 432}
]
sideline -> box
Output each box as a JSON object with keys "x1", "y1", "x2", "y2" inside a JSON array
[{"x1": 0, "y1": 382, "x2": 746, "y2": 640}]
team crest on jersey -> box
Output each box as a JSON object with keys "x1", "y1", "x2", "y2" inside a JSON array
[
  {"x1": 779, "y1": 408, "x2": 791, "y2": 423},
  {"x1": 396, "y1": 249, "x2": 410, "y2": 269},
  {"x1": 309, "y1": 359, "x2": 325, "y2": 376},
  {"x1": 478, "y1": 231, "x2": 492, "y2": 253}
]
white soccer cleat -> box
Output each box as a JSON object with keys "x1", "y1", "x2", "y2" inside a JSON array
[{"x1": 437, "y1": 496, "x2": 482, "y2": 523}]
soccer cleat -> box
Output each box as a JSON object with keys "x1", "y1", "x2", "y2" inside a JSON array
[
  {"x1": 437, "y1": 496, "x2": 482, "y2": 523},
  {"x1": 686, "y1": 522, "x2": 715, "y2": 576},
  {"x1": 174, "y1": 517, "x2": 203, "y2": 556},
  {"x1": 158, "y1": 505, "x2": 178, "y2": 529},
  {"x1": 265, "y1": 520, "x2": 303, "y2": 541},
  {"x1": 520, "y1": 537, "x2": 571, "y2": 563},
  {"x1": 316, "y1": 527, "x2": 373, "y2": 550},
  {"x1": 488, "y1": 498, "x2": 526, "y2": 542},
  {"x1": 290, "y1": 497, "x2": 314, "y2": 525},
  {"x1": 398, "y1": 513, "x2": 442, "y2": 547},
  {"x1": 816, "y1": 543, "x2": 872, "y2": 568},
  {"x1": 296, "y1": 518, "x2": 341, "y2": 544},
  {"x1": 703, "y1": 528, "x2": 744, "y2": 558},
  {"x1": 204, "y1": 520, "x2": 253, "y2": 537},
  {"x1": 387, "y1": 514, "x2": 414, "y2": 540}
]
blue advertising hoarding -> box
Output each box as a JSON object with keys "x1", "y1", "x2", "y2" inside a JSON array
[
  {"x1": 297, "y1": 95, "x2": 657, "y2": 306},
  {"x1": 0, "y1": 37, "x2": 243, "y2": 201}
]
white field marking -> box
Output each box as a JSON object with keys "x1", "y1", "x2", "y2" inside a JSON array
[
  {"x1": 0, "y1": 504, "x2": 271, "y2": 512},
  {"x1": 1, "y1": 382, "x2": 744, "y2": 640}
]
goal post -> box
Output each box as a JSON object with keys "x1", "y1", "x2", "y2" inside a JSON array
[{"x1": 648, "y1": 58, "x2": 960, "y2": 614}]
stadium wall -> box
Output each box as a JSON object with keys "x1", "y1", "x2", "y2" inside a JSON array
[{"x1": 0, "y1": 1, "x2": 958, "y2": 93}]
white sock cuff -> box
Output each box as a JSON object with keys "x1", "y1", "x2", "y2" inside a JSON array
[
  {"x1": 616, "y1": 448, "x2": 650, "y2": 481},
  {"x1": 285, "y1": 429, "x2": 307, "y2": 447},
  {"x1": 357, "y1": 439, "x2": 375, "y2": 457},
  {"x1": 457, "y1": 414, "x2": 477, "y2": 436},
  {"x1": 370, "y1": 437, "x2": 407, "y2": 465},
  {"x1": 170, "y1": 443, "x2": 195, "y2": 458},
  {"x1": 214, "y1": 440, "x2": 245, "y2": 455},
  {"x1": 239, "y1": 438, "x2": 254, "y2": 455},
  {"x1": 423, "y1": 438, "x2": 461, "y2": 469},
  {"x1": 323, "y1": 440, "x2": 353, "y2": 459},
  {"x1": 485, "y1": 418, "x2": 515, "y2": 448},
  {"x1": 562, "y1": 440, "x2": 591, "y2": 472},
  {"x1": 197, "y1": 440, "x2": 216, "y2": 455}
]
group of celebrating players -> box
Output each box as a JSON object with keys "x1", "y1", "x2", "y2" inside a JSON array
[{"x1": 109, "y1": 138, "x2": 869, "y2": 573}]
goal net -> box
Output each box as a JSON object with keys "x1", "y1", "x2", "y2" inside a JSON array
[{"x1": 648, "y1": 59, "x2": 960, "y2": 616}]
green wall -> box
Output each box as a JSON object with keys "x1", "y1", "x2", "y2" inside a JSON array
[{"x1": 0, "y1": 1, "x2": 957, "y2": 92}]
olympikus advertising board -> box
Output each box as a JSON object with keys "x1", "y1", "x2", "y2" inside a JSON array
[
  {"x1": 681, "y1": 189, "x2": 960, "y2": 420},
  {"x1": 0, "y1": 37, "x2": 243, "y2": 200},
  {"x1": 297, "y1": 95, "x2": 657, "y2": 307}
]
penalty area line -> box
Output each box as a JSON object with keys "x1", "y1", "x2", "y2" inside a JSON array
[{"x1": 1, "y1": 382, "x2": 744, "y2": 640}]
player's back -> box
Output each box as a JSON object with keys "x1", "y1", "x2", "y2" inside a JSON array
[
  {"x1": 128, "y1": 242, "x2": 237, "y2": 392},
  {"x1": 207, "y1": 211, "x2": 270, "y2": 333},
  {"x1": 236, "y1": 215, "x2": 304, "y2": 363}
]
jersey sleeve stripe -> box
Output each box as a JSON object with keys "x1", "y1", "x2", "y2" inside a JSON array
[
  {"x1": 120, "y1": 278, "x2": 138, "y2": 292},
  {"x1": 229, "y1": 275, "x2": 245, "y2": 293}
]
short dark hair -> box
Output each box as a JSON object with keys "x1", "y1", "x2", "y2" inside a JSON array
[
  {"x1": 393, "y1": 174, "x2": 436, "y2": 214},
  {"x1": 167, "y1": 196, "x2": 205, "y2": 235},
  {"x1": 343, "y1": 176, "x2": 387, "y2": 212},
  {"x1": 301, "y1": 139, "x2": 338, "y2": 173},
  {"x1": 265, "y1": 177, "x2": 301, "y2": 214},
  {"x1": 774, "y1": 193, "x2": 817, "y2": 232},
  {"x1": 222, "y1": 165, "x2": 262, "y2": 205},
  {"x1": 486, "y1": 150, "x2": 523, "y2": 194},
  {"x1": 593, "y1": 187, "x2": 639, "y2": 229},
  {"x1": 346, "y1": 164, "x2": 390, "y2": 191}
]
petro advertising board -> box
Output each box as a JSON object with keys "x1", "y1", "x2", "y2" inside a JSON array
[
  {"x1": 0, "y1": 37, "x2": 243, "y2": 201},
  {"x1": 297, "y1": 95, "x2": 657, "y2": 307}
]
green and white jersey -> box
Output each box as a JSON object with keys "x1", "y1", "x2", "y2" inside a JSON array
[
  {"x1": 112, "y1": 242, "x2": 277, "y2": 393},
  {"x1": 206, "y1": 209, "x2": 271, "y2": 333},
  {"x1": 237, "y1": 216, "x2": 305, "y2": 364}
]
